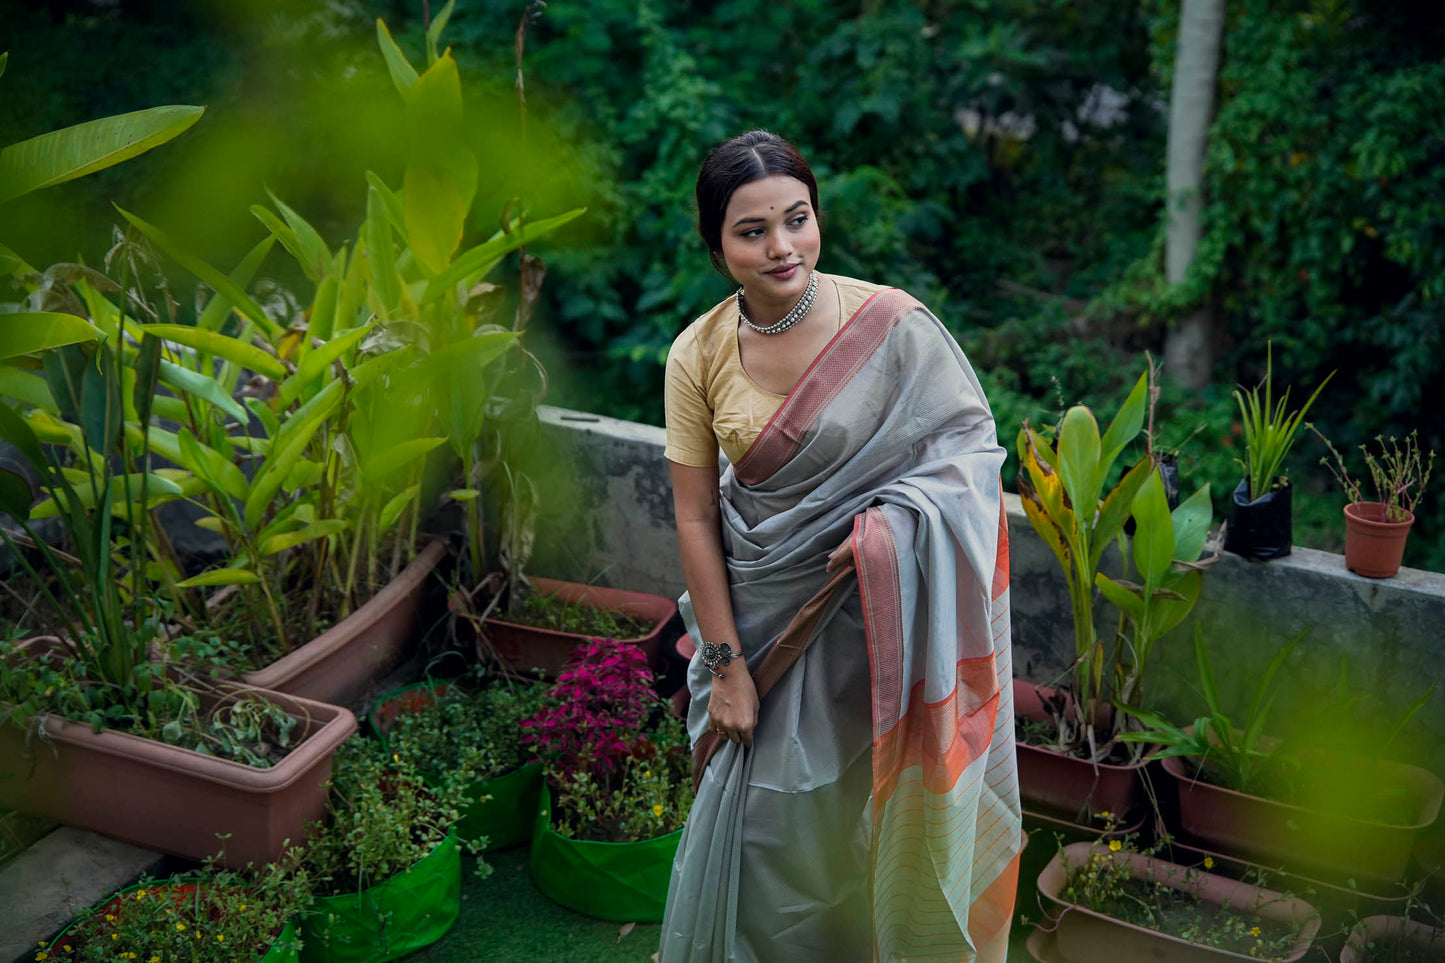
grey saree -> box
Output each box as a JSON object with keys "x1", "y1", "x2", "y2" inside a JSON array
[{"x1": 659, "y1": 287, "x2": 1021, "y2": 962}]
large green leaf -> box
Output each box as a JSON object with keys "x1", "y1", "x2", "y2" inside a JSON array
[
  {"x1": 376, "y1": 19, "x2": 419, "y2": 94},
  {"x1": 0, "y1": 312, "x2": 99, "y2": 360},
  {"x1": 1170, "y1": 485, "x2": 1214, "y2": 563},
  {"x1": 242, "y1": 383, "x2": 344, "y2": 530},
  {"x1": 1130, "y1": 471, "x2": 1175, "y2": 587},
  {"x1": 421, "y1": 208, "x2": 586, "y2": 305},
  {"x1": 0, "y1": 106, "x2": 203, "y2": 206},
  {"x1": 1098, "y1": 371, "x2": 1148, "y2": 472},
  {"x1": 176, "y1": 568, "x2": 260, "y2": 588},
  {"x1": 267, "y1": 189, "x2": 332, "y2": 280},
  {"x1": 404, "y1": 162, "x2": 467, "y2": 275},
  {"x1": 139, "y1": 324, "x2": 286, "y2": 382},
  {"x1": 360, "y1": 437, "x2": 447, "y2": 483},
  {"x1": 0, "y1": 367, "x2": 55, "y2": 410},
  {"x1": 117, "y1": 207, "x2": 282, "y2": 342},
  {"x1": 1089, "y1": 457, "x2": 1153, "y2": 571},
  {"x1": 366, "y1": 186, "x2": 402, "y2": 313},
  {"x1": 424, "y1": 0, "x2": 457, "y2": 64},
  {"x1": 258, "y1": 519, "x2": 349, "y2": 557},
  {"x1": 156, "y1": 359, "x2": 249, "y2": 426},
  {"x1": 1057, "y1": 405, "x2": 1101, "y2": 515},
  {"x1": 178, "y1": 427, "x2": 248, "y2": 501},
  {"x1": 275, "y1": 319, "x2": 379, "y2": 409}
]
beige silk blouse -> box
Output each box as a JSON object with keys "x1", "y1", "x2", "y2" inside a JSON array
[{"x1": 663, "y1": 273, "x2": 887, "y2": 467}]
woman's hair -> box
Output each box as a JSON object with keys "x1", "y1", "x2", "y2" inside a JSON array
[{"x1": 696, "y1": 130, "x2": 820, "y2": 277}]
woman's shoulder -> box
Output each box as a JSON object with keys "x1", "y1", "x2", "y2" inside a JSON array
[
  {"x1": 826, "y1": 273, "x2": 904, "y2": 318},
  {"x1": 669, "y1": 295, "x2": 738, "y2": 362}
]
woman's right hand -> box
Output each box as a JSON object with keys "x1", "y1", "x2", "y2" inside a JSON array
[{"x1": 708, "y1": 663, "x2": 759, "y2": 747}]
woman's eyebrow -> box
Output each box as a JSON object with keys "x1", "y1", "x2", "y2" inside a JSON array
[{"x1": 730, "y1": 200, "x2": 808, "y2": 228}]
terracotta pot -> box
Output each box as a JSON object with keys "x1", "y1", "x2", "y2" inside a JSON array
[
  {"x1": 478, "y1": 575, "x2": 677, "y2": 678},
  {"x1": 1159, "y1": 753, "x2": 1443, "y2": 886},
  {"x1": 1343, "y1": 502, "x2": 1414, "y2": 579},
  {"x1": 1036, "y1": 841, "x2": 1320, "y2": 963},
  {"x1": 0, "y1": 650, "x2": 356, "y2": 869},
  {"x1": 1340, "y1": 916, "x2": 1445, "y2": 963},
  {"x1": 241, "y1": 539, "x2": 447, "y2": 705},
  {"x1": 1014, "y1": 679, "x2": 1150, "y2": 821}
]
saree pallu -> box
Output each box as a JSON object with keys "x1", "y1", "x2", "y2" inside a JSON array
[{"x1": 659, "y1": 288, "x2": 1021, "y2": 963}]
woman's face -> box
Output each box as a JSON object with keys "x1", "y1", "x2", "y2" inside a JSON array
[{"x1": 718, "y1": 175, "x2": 821, "y2": 312}]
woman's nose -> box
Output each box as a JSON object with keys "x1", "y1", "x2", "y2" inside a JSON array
[{"x1": 767, "y1": 233, "x2": 793, "y2": 260}]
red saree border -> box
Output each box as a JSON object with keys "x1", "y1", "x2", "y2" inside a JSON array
[
  {"x1": 855, "y1": 506, "x2": 1001, "y2": 812},
  {"x1": 733, "y1": 287, "x2": 923, "y2": 486}
]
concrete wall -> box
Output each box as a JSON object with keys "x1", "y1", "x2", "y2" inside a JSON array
[{"x1": 533, "y1": 405, "x2": 1445, "y2": 776}]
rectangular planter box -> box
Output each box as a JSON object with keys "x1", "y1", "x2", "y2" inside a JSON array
[
  {"x1": 241, "y1": 539, "x2": 447, "y2": 706},
  {"x1": 479, "y1": 575, "x2": 676, "y2": 678},
  {"x1": 1037, "y1": 841, "x2": 1320, "y2": 962},
  {"x1": 0, "y1": 685, "x2": 356, "y2": 869},
  {"x1": 1014, "y1": 679, "x2": 1150, "y2": 821},
  {"x1": 1160, "y1": 753, "x2": 1444, "y2": 886}
]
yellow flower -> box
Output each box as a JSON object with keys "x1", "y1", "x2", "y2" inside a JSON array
[
  {"x1": 1203, "y1": 856, "x2": 1214, "y2": 869},
  {"x1": 217, "y1": 934, "x2": 225, "y2": 942},
  {"x1": 1250, "y1": 926, "x2": 1261, "y2": 937},
  {"x1": 151, "y1": 956, "x2": 161, "y2": 963},
  {"x1": 35, "y1": 954, "x2": 47, "y2": 961},
  {"x1": 1108, "y1": 840, "x2": 1122, "y2": 852},
  {"x1": 175, "y1": 923, "x2": 186, "y2": 932},
  {"x1": 653, "y1": 804, "x2": 664, "y2": 817},
  {"x1": 105, "y1": 915, "x2": 115, "y2": 921},
  {"x1": 393, "y1": 754, "x2": 400, "y2": 763},
  {"x1": 644, "y1": 770, "x2": 652, "y2": 778},
  {"x1": 135, "y1": 889, "x2": 146, "y2": 899},
  {"x1": 239, "y1": 904, "x2": 246, "y2": 911},
  {"x1": 1097, "y1": 811, "x2": 1113, "y2": 820},
  {"x1": 110, "y1": 935, "x2": 117, "y2": 941}
]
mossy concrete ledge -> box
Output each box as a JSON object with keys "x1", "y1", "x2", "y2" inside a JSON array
[{"x1": 533, "y1": 405, "x2": 1445, "y2": 778}]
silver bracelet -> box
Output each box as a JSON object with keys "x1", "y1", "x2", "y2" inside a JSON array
[{"x1": 700, "y1": 639, "x2": 737, "y2": 679}]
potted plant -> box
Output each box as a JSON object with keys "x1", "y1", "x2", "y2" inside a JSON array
[
  {"x1": 42, "y1": 857, "x2": 310, "y2": 962},
  {"x1": 1031, "y1": 836, "x2": 1320, "y2": 962},
  {"x1": 298, "y1": 735, "x2": 484, "y2": 963},
  {"x1": 1340, "y1": 915, "x2": 1445, "y2": 963},
  {"x1": 522, "y1": 638, "x2": 694, "y2": 922},
  {"x1": 1120, "y1": 628, "x2": 1444, "y2": 887},
  {"x1": 0, "y1": 336, "x2": 356, "y2": 869},
  {"x1": 1315, "y1": 429, "x2": 1434, "y2": 578},
  {"x1": 368, "y1": 667, "x2": 550, "y2": 850},
  {"x1": 1223, "y1": 344, "x2": 1332, "y2": 560},
  {"x1": 1015, "y1": 362, "x2": 1217, "y2": 822}
]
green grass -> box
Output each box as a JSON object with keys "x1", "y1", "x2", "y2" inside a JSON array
[{"x1": 409, "y1": 847, "x2": 660, "y2": 962}]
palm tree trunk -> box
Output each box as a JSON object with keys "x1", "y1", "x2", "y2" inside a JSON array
[{"x1": 1163, "y1": 0, "x2": 1226, "y2": 389}]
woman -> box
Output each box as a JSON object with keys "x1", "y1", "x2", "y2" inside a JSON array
[{"x1": 659, "y1": 130, "x2": 1020, "y2": 962}]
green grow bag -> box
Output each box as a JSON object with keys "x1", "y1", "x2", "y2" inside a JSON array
[
  {"x1": 50, "y1": 879, "x2": 300, "y2": 961},
  {"x1": 369, "y1": 683, "x2": 543, "y2": 851},
  {"x1": 529, "y1": 783, "x2": 683, "y2": 922},
  {"x1": 300, "y1": 833, "x2": 461, "y2": 963}
]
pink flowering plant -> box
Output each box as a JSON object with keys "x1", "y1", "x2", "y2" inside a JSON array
[{"x1": 521, "y1": 638, "x2": 693, "y2": 842}]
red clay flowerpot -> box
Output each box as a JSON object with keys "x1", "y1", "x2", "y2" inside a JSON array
[
  {"x1": 1159, "y1": 753, "x2": 1443, "y2": 887},
  {"x1": 0, "y1": 640, "x2": 356, "y2": 869},
  {"x1": 478, "y1": 575, "x2": 676, "y2": 678},
  {"x1": 1014, "y1": 680, "x2": 1150, "y2": 822},
  {"x1": 241, "y1": 539, "x2": 447, "y2": 705},
  {"x1": 1339, "y1": 915, "x2": 1445, "y2": 963},
  {"x1": 1036, "y1": 841, "x2": 1321, "y2": 963},
  {"x1": 1343, "y1": 502, "x2": 1414, "y2": 579}
]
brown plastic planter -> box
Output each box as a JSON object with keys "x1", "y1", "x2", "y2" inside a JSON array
[
  {"x1": 1014, "y1": 680, "x2": 1150, "y2": 821},
  {"x1": 1160, "y1": 754, "x2": 1444, "y2": 886},
  {"x1": 240, "y1": 539, "x2": 447, "y2": 705},
  {"x1": 1343, "y1": 502, "x2": 1414, "y2": 578},
  {"x1": 0, "y1": 673, "x2": 356, "y2": 869},
  {"x1": 480, "y1": 575, "x2": 677, "y2": 677},
  {"x1": 1037, "y1": 841, "x2": 1320, "y2": 963},
  {"x1": 1340, "y1": 915, "x2": 1445, "y2": 962}
]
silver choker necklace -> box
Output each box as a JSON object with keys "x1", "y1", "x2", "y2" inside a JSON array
[{"x1": 737, "y1": 270, "x2": 818, "y2": 335}]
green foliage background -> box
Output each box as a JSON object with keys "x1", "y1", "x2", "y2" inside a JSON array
[{"x1": 1, "y1": 0, "x2": 1440, "y2": 569}]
